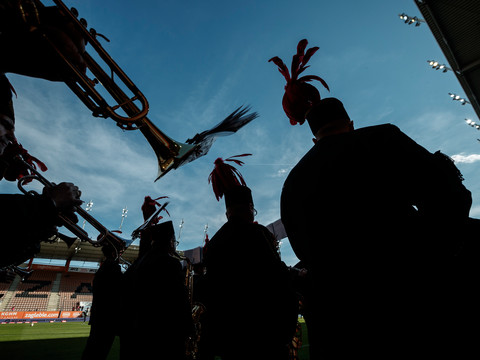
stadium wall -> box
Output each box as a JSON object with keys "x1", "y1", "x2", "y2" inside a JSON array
[
  {"x1": 0, "y1": 310, "x2": 85, "y2": 321},
  {"x1": 0, "y1": 266, "x2": 94, "y2": 316}
]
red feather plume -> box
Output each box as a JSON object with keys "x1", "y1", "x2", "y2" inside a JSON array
[
  {"x1": 141, "y1": 195, "x2": 170, "y2": 223},
  {"x1": 208, "y1": 154, "x2": 251, "y2": 201},
  {"x1": 2, "y1": 139, "x2": 48, "y2": 183},
  {"x1": 269, "y1": 39, "x2": 329, "y2": 125}
]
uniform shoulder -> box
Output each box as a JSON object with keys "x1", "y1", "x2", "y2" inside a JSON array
[{"x1": 358, "y1": 123, "x2": 401, "y2": 134}]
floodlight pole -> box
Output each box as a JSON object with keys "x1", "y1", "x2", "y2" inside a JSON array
[
  {"x1": 427, "y1": 60, "x2": 452, "y2": 73},
  {"x1": 82, "y1": 200, "x2": 94, "y2": 229},
  {"x1": 178, "y1": 219, "x2": 184, "y2": 242},
  {"x1": 466, "y1": 118, "x2": 480, "y2": 130},
  {"x1": 449, "y1": 92, "x2": 471, "y2": 105},
  {"x1": 119, "y1": 206, "x2": 128, "y2": 231},
  {"x1": 398, "y1": 13, "x2": 425, "y2": 26}
]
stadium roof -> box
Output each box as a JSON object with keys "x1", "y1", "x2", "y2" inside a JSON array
[
  {"x1": 415, "y1": 0, "x2": 480, "y2": 120},
  {"x1": 33, "y1": 219, "x2": 283, "y2": 266},
  {"x1": 35, "y1": 237, "x2": 140, "y2": 265}
]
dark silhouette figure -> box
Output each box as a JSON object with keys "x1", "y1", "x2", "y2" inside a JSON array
[
  {"x1": 270, "y1": 39, "x2": 477, "y2": 358},
  {"x1": 0, "y1": 1, "x2": 86, "y2": 269},
  {"x1": 0, "y1": 74, "x2": 82, "y2": 269},
  {"x1": 202, "y1": 156, "x2": 298, "y2": 360},
  {"x1": 121, "y1": 221, "x2": 193, "y2": 360},
  {"x1": 0, "y1": 1, "x2": 87, "y2": 82},
  {"x1": 82, "y1": 245, "x2": 122, "y2": 360},
  {"x1": 281, "y1": 98, "x2": 474, "y2": 358}
]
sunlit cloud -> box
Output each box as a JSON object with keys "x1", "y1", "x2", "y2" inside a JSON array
[{"x1": 451, "y1": 153, "x2": 480, "y2": 164}]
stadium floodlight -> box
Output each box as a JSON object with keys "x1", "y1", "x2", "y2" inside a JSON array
[
  {"x1": 398, "y1": 13, "x2": 425, "y2": 26},
  {"x1": 82, "y1": 200, "x2": 94, "y2": 229},
  {"x1": 85, "y1": 200, "x2": 93, "y2": 212},
  {"x1": 119, "y1": 206, "x2": 128, "y2": 231},
  {"x1": 449, "y1": 92, "x2": 470, "y2": 105},
  {"x1": 427, "y1": 60, "x2": 451, "y2": 73},
  {"x1": 466, "y1": 118, "x2": 480, "y2": 130},
  {"x1": 177, "y1": 219, "x2": 184, "y2": 243}
]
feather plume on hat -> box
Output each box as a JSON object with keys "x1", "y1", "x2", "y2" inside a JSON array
[
  {"x1": 269, "y1": 39, "x2": 329, "y2": 126},
  {"x1": 131, "y1": 195, "x2": 170, "y2": 239},
  {"x1": 208, "y1": 154, "x2": 253, "y2": 206},
  {"x1": 141, "y1": 195, "x2": 170, "y2": 222},
  {"x1": 208, "y1": 154, "x2": 251, "y2": 201},
  {"x1": 1, "y1": 139, "x2": 48, "y2": 182}
]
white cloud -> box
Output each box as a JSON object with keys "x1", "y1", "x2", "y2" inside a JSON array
[
  {"x1": 2, "y1": 74, "x2": 290, "y2": 258},
  {"x1": 468, "y1": 204, "x2": 480, "y2": 219},
  {"x1": 274, "y1": 168, "x2": 290, "y2": 177},
  {"x1": 451, "y1": 153, "x2": 480, "y2": 164}
]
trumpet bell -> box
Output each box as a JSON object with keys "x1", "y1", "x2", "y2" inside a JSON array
[
  {"x1": 12, "y1": 0, "x2": 255, "y2": 180},
  {"x1": 139, "y1": 119, "x2": 198, "y2": 180},
  {"x1": 38, "y1": 0, "x2": 198, "y2": 180}
]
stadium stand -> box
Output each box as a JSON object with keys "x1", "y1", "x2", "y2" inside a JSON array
[
  {"x1": 0, "y1": 279, "x2": 11, "y2": 303},
  {"x1": 0, "y1": 269, "x2": 93, "y2": 312},
  {"x1": 0, "y1": 240, "x2": 127, "y2": 314},
  {"x1": 0, "y1": 242, "x2": 200, "y2": 314},
  {"x1": 5, "y1": 270, "x2": 56, "y2": 311},
  {"x1": 58, "y1": 272, "x2": 94, "y2": 311}
]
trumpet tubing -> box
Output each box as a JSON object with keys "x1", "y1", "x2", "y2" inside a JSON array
[
  {"x1": 182, "y1": 256, "x2": 206, "y2": 360},
  {"x1": 15, "y1": 156, "x2": 132, "y2": 257},
  {"x1": 138, "y1": 119, "x2": 197, "y2": 179},
  {"x1": 8, "y1": 265, "x2": 33, "y2": 281},
  {"x1": 24, "y1": 0, "x2": 199, "y2": 179}
]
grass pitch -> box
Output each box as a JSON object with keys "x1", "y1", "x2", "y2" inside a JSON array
[
  {"x1": 1, "y1": 320, "x2": 308, "y2": 359},
  {"x1": 0, "y1": 322, "x2": 119, "y2": 360}
]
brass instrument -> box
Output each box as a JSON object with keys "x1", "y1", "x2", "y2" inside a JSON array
[
  {"x1": 4, "y1": 265, "x2": 33, "y2": 281},
  {"x1": 175, "y1": 253, "x2": 206, "y2": 360},
  {"x1": 15, "y1": 156, "x2": 133, "y2": 257},
  {"x1": 8, "y1": 0, "x2": 257, "y2": 179},
  {"x1": 17, "y1": 0, "x2": 198, "y2": 180}
]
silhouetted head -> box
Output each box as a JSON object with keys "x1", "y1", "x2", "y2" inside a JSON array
[
  {"x1": 224, "y1": 185, "x2": 255, "y2": 223},
  {"x1": 142, "y1": 220, "x2": 176, "y2": 253},
  {"x1": 306, "y1": 97, "x2": 351, "y2": 137},
  {"x1": 209, "y1": 154, "x2": 255, "y2": 223}
]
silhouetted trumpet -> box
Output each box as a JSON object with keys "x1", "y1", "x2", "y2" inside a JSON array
[
  {"x1": 15, "y1": 156, "x2": 133, "y2": 257},
  {"x1": 8, "y1": 265, "x2": 33, "y2": 282},
  {"x1": 14, "y1": 0, "x2": 257, "y2": 179},
  {"x1": 20, "y1": 0, "x2": 197, "y2": 180}
]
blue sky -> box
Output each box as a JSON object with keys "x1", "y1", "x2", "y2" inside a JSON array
[{"x1": 2, "y1": 0, "x2": 479, "y2": 266}]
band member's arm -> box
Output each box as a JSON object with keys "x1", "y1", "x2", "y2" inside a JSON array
[
  {"x1": 42, "y1": 181, "x2": 83, "y2": 223},
  {"x1": 0, "y1": 1, "x2": 86, "y2": 81},
  {"x1": 0, "y1": 182, "x2": 82, "y2": 266}
]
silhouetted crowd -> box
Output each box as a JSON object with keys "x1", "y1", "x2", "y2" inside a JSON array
[{"x1": 1, "y1": 2, "x2": 479, "y2": 359}]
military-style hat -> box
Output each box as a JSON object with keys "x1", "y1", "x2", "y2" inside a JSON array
[
  {"x1": 141, "y1": 195, "x2": 169, "y2": 223},
  {"x1": 208, "y1": 154, "x2": 253, "y2": 207},
  {"x1": 132, "y1": 195, "x2": 170, "y2": 239},
  {"x1": 269, "y1": 39, "x2": 335, "y2": 135},
  {"x1": 306, "y1": 97, "x2": 350, "y2": 135},
  {"x1": 147, "y1": 220, "x2": 175, "y2": 243}
]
